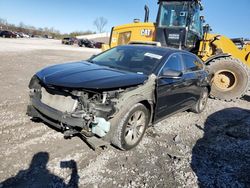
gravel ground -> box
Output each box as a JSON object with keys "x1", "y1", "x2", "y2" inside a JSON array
[
  {"x1": 0, "y1": 38, "x2": 249, "y2": 188},
  {"x1": 0, "y1": 38, "x2": 99, "y2": 53}
]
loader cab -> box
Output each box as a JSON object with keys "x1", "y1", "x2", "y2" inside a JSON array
[{"x1": 156, "y1": 0, "x2": 203, "y2": 51}]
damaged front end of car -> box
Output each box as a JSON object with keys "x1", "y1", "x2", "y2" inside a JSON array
[
  {"x1": 27, "y1": 74, "x2": 156, "y2": 149},
  {"x1": 27, "y1": 75, "x2": 118, "y2": 148}
]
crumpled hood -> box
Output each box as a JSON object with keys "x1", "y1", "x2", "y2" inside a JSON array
[{"x1": 36, "y1": 61, "x2": 148, "y2": 90}]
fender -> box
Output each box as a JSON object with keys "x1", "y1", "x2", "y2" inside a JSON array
[
  {"x1": 204, "y1": 53, "x2": 231, "y2": 65},
  {"x1": 104, "y1": 94, "x2": 154, "y2": 143},
  {"x1": 115, "y1": 94, "x2": 154, "y2": 125}
]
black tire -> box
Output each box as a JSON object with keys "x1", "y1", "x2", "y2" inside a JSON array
[
  {"x1": 207, "y1": 57, "x2": 250, "y2": 101},
  {"x1": 190, "y1": 87, "x2": 208, "y2": 114},
  {"x1": 111, "y1": 103, "x2": 149, "y2": 150}
]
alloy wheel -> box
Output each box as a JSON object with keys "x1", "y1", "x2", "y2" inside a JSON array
[{"x1": 125, "y1": 110, "x2": 146, "y2": 145}]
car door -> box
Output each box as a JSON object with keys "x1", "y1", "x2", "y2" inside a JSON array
[
  {"x1": 155, "y1": 53, "x2": 188, "y2": 120},
  {"x1": 181, "y1": 53, "x2": 204, "y2": 105}
]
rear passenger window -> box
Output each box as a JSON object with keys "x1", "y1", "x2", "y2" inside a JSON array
[
  {"x1": 162, "y1": 54, "x2": 183, "y2": 72},
  {"x1": 182, "y1": 54, "x2": 203, "y2": 72}
]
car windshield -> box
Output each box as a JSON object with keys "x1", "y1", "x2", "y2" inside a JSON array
[{"x1": 90, "y1": 46, "x2": 166, "y2": 75}]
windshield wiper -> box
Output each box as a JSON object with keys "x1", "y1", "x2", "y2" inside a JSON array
[
  {"x1": 106, "y1": 65, "x2": 119, "y2": 69},
  {"x1": 87, "y1": 59, "x2": 94, "y2": 63}
]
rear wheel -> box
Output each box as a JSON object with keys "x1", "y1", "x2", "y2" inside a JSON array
[
  {"x1": 111, "y1": 103, "x2": 149, "y2": 150},
  {"x1": 191, "y1": 87, "x2": 208, "y2": 113},
  {"x1": 207, "y1": 57, "x2": 250, "y2": 101}
]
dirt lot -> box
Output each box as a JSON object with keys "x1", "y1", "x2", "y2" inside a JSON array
[{"x1": 0, "y1": 38, "x2": 249, "y2": 188}]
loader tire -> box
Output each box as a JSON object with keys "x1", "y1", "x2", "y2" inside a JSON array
[{"x1": 207, "y1": 57, "x2": 250, "y2": 101}]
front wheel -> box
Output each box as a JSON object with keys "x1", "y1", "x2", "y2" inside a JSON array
[{"x1": 111, "y1": 103, "x2": 149, "y2": 150}]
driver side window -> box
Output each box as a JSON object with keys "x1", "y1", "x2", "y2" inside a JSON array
[{"x1": 161, "y1": 54, "x2": 183, "y2": 75}]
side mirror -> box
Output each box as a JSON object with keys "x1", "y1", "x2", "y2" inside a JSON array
[{"x1": 161, "y1": 69, "x2": 183, "y2": 79}]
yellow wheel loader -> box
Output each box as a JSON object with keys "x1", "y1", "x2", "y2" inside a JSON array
[{"x1": 103, "y1": 0, "x2": 250, "y2": 101}]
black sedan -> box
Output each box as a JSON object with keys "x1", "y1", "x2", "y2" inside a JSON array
[
  {"x1": 78, "y1": 38, "x2": 95, "y2": 48},
  {"x1": 27, "y1": 45, "x2": 210, "y2": 150},
  {"x1": 0, "y1": 30, "x2": 17, "y2": 38},
  {"x1": 61, "y1": 37, "x2": 77, "y2": 45}
]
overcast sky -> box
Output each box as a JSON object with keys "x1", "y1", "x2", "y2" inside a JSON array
[{"x1": 0, "y1": 0, "x2": 249, "y2": 38}]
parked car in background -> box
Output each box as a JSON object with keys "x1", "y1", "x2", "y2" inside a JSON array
[
  {"x1": 14, "y1": 32, "x2": 20, "y2": 38},
  {"x1": 62, "y1": 37, "x2": 77, "y2": 45},
  {"x1": 18, "y1": 32, "x2": 30, "y2": 38},
  {"x1": 27, "y1": 45, "x2": 210, "y2": 150},
  {"x1": 78, "y1": 39, "x2": 95, "y2": 48},
  {"x1": 94, "y1": 42, "x2": 105, "y2": 49},
  {"x1": 31, "y1": 35, "x2": 42, "y2": 38},
  {"x1": 0, "y1": 30, "x2": 17, "y2": 38},
  {"x1": 44, "y1": 35, "x2": 53, "y2": 39}
]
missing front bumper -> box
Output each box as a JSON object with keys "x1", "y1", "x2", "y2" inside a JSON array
[
  {"x1": 27, "y1": 103, "x2": 110, "y2": 150},
  {"x1": 27, "y1": 97, "x2": 110, "y2": 138},
  {"x1": 27, "y1": 98, "x2": 85, "y2": 129}
]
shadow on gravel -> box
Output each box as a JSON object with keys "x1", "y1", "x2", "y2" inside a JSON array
[
  {"x1": 0, "y1": 152, "x2": 79, "y2": 188},
  {"x1": 191, "y1": 108, "x2": 250, "y2": 187}
]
